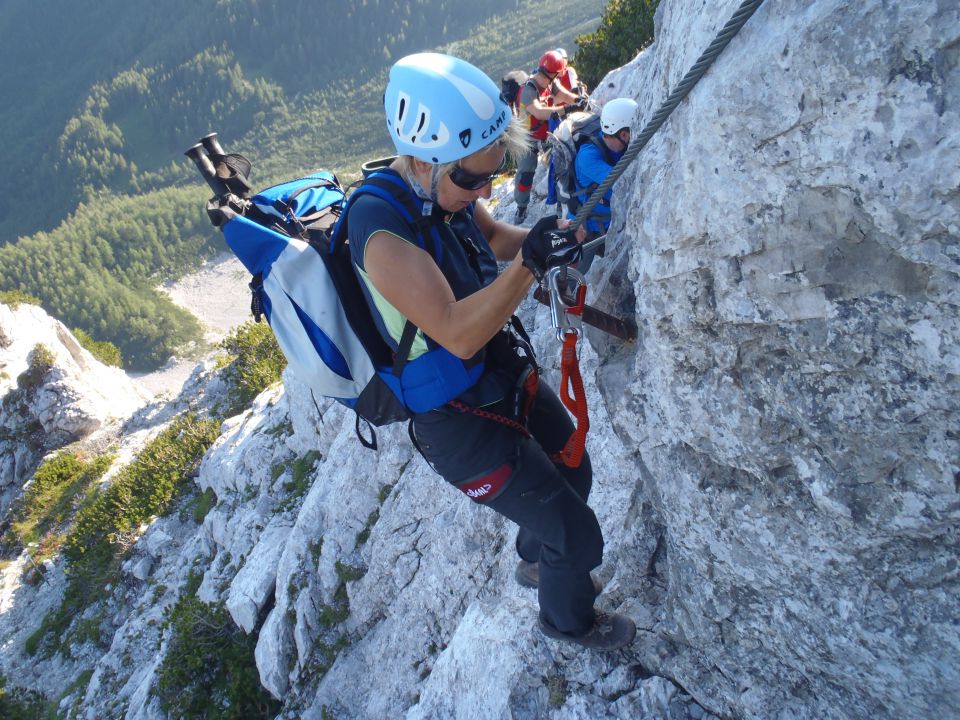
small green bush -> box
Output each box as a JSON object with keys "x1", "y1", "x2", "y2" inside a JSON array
[
  {"x1": 574, "y1": 0, "x2": 659, "y2": 89},
  {"x1": 72, "y1": 328, "x2": 123, "y2": 367},
  {"x1": 0, "y1": 672, "x2": 53, "y2": 719},
  {"x1": 154, "y1": 595, "x2": 279, "y2": 719},
  {"x1": 191, "y1": 487, "x2": 217, "y2": 524},
  {"x1": 217, "y1": 321, "x2": 286, "y2": 414},
  {"x1": 0, "y1": 290, "x2": 42, "y2": 308},
  {"x1": 17, "y1": 344, "x2": 55, "y2": 391}
]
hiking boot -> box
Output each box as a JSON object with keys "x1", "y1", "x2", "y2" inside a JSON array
[
  {"x1": 514, "y1": 206, "x2": 528, "y2": 224},
  {"x1": 515, "y1": 560, "x2": 603, "y2": 595},
  {"x1": 538, "y1": 610, "x2": 636, "y2": 651}
]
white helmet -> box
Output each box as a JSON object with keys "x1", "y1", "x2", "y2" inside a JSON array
[{"x1": 600, "y1": 98, "x2": 638, "y2": 135}]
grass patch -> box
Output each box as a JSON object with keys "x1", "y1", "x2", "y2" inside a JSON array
[
  {"x1": 356, "y1": 484, "x2": 394, "y2": 546},
  {"x1": 27, "y1": 414, "x2": 220, "y2": 658},
  {"x1": 190, "y1": 487, "x2": 217, "y2": 524},
  {"x1": 0, "y1": 290, "x2": 42, "y2": 308},
  {"x1": 334, "y1": 560, "x2": 365, "y2": 583},
  {"x1": 284, "y1": 451, "x2": 321, "y2": 496},
  {"x1": 315, "y1": 581, "x2": 354, "y2": 633},
  {"x1": 2, "y1": 450, "x2": 114, "y2": 559},
  {"x1": 275, "y1": 450, "x2": 321, "y2": 512},
  {"x1": 547, "y1": 673, "x2": 568, "y2": 708}
]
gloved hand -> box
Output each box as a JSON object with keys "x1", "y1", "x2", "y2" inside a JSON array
[{"x1": 521, "y1": 217, "x2": 582, "y2": 280}]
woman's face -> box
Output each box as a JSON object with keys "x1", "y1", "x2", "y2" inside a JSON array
[{"x1": 416, "y1": 145, "x2": 507, "y2": 213}]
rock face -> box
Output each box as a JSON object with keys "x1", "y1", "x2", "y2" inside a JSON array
[
  {"x1": 589, "y1": 0, "x2": 959, "y2": 717},
  {"x1": 1, "y1": 1, "x2": 957, "y2": 719},
  {"x1": 0, "y1": 302, "x2": 151, "y2": 503}
]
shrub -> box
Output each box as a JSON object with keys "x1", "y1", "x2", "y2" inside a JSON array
[
  {"x1": 64, "y1": 414, "x2": 220, "y2": 571},
  {"x1": 16, "y1": 344, "x2": 55, "y2": 391},
  {"x1": 574, "y1": 0, "x2": 659, "y2": 89},
  {"x1": 154, "y1": 595, "x2": 279, "y2": 719},
  {"x1": 0, "y1": 672, "x2": 53, "y2": 719},
  {"x1": 217, "y1": 321, "x2": 286, "y2": 414},
  {"x1": 72, "y1": 328, "x2": 123, "y2": 367}
]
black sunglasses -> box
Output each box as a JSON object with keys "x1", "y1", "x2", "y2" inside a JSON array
[{"x1": 449, "y1": 155, "x2": 508, "y2": 191}]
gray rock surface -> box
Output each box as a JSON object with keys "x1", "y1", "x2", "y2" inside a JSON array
[
  {"x1": 0, "y1": 1, "x2": 956, "y2": 719},
  {"x1": 590, "y1": 0, "x2": 959, "y2": 718}
]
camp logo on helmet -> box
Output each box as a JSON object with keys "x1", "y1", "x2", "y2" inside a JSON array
[{"x1": 481, "y1": 109, "x2": 507, "y2": 140}]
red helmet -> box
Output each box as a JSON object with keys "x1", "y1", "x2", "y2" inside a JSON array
[{"x1": 538, "y1": 50, "x2": 566, "y2": 75}]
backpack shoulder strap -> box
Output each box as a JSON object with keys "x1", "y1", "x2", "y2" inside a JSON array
[
  {"x1": 328, "y1": 168, "x2": 449, "y2": 373},
  {"x1": 329, "y1": 169, "x2": 443, "y2": 259}
]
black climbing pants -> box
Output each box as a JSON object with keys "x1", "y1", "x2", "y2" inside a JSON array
[{"x1": 413, "y1": 383, "x2": 603, "y2": 635}]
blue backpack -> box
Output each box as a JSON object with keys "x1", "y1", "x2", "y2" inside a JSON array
[{"x1": 188, "y1": 137, "x2": 485, "y2": 445}]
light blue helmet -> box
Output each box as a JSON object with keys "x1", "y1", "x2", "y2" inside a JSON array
[{"x1": 384, "y1": 53, "x2": 511, "y2": 165}]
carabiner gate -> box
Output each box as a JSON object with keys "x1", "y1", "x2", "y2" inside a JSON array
[{"x1": 546, "y1": 266, "x2": 586, "y2": 342}]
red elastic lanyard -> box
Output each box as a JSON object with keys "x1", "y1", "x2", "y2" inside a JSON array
[{"x1": 551, "y1": 283, "x2": 589, "y2": 468}]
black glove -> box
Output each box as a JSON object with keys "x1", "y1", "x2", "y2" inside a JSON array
[{"x1": 521, "y1": 217, "x2": 582, "y2": 280}]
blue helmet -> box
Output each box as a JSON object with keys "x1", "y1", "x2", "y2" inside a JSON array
[{"x1": 384, "y1": 53, "x2": 511, "y2": 165}]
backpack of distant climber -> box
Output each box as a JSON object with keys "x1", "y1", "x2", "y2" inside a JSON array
[{"x1": 547, "y1": 112, "x2": 614, "y2": 215}]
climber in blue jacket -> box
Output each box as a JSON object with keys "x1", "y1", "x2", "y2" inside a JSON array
[{"x1": 568, "y1": 97, "x2": 638, "y2": 272}]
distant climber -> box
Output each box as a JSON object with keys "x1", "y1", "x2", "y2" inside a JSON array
[
  {"x1": 568, "y1": 97, "x2": 638, "y2": 272},
  {"x1": 512, "y1": 50, "x2": 585, "y2": 224},
  {"x1": 351, "y1": 52, "x2": 635, "y2": 650},
  {"x1": 546, "y1": 48, "x2": 589, "y2": 213}
]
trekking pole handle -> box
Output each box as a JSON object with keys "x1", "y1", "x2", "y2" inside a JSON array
[{"x1": 184, "y1": 143, "x2": 229, "y2": 196}]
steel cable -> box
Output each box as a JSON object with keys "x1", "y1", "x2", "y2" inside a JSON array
[{"x1": 572, "y1": 0, "x2": 766, "y2": 231}]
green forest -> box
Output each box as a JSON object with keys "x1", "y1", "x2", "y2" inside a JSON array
[{"x1": 0, "y1": 0, "x2": 655, "y2": 371}]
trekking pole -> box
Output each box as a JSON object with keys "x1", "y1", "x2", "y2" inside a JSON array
[{"x1": 571, "y1": 0, "x2": 767, "y2": 236}]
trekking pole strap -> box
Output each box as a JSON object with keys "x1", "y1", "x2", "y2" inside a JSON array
[{"x1": 571, "y1": 0, "x2": 766, "y2": 232}]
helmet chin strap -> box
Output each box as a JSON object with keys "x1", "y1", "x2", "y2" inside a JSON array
[
  {"x1": 403, "y1": 164, "x2": 441, "y2": 206},
  {"x1": 429, "y1": 164, "x2": 442, "y2": 202}
]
